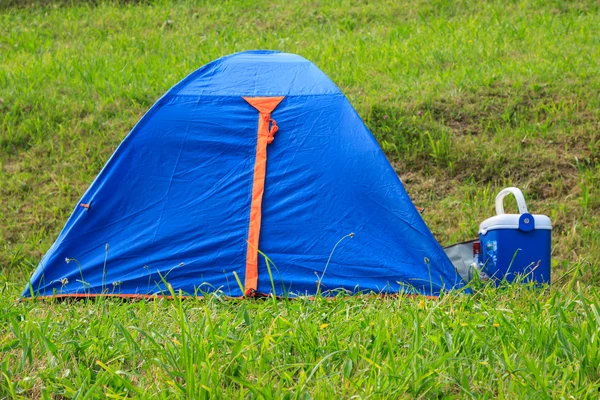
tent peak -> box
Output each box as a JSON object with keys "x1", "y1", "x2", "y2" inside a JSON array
[{"x1": 173, "y1": 50, "x2": 342, "y2": 97}]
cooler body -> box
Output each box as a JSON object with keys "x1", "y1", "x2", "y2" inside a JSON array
[{"x1": 479, "y1": 226, "x2": 551, "y2": 284}]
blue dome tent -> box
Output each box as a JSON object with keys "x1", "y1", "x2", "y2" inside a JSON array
[{"x1": 22, "y1": 51, "x2": 464, "y2": 299}]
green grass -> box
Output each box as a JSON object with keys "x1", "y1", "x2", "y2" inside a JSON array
[
  {"x1": 1, "y1": 0, "x2": 600, "y2": 397},
  {"x1": 2, "y1": 282, "x2": 600, "y2": 398}
]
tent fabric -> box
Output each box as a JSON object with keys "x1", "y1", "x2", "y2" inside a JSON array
[{"x1": 22, "y1": 50, "x2": 464, "y2": 298}]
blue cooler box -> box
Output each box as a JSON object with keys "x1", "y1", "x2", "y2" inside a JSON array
[{"x1": 479, "y1": 187, "x2": 552, "y2": 284}]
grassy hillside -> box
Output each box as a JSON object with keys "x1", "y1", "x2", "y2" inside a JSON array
[{"x1": 1, "y1": 0, "x2": 599, "y2": 397}]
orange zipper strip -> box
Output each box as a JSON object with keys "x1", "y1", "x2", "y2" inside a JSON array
[{"x1": 242, "y1": 96, "x2": 284, "y2": 295}]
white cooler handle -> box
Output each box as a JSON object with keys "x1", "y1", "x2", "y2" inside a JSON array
[{"x1": 495, "y1": 187, "x2": 529, "y2": 215}]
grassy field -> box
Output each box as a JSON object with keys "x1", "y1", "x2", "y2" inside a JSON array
[{"x1": 1, "y1": 0, "x2": 600, "y2": 397}]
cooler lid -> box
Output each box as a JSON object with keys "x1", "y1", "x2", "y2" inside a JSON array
[
  {"x1": 479, "y1": 187, "x2": 553, "y2": 235},
  {"x1": 479, "y1": 214, "x2": 552, "y2": 235}
]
